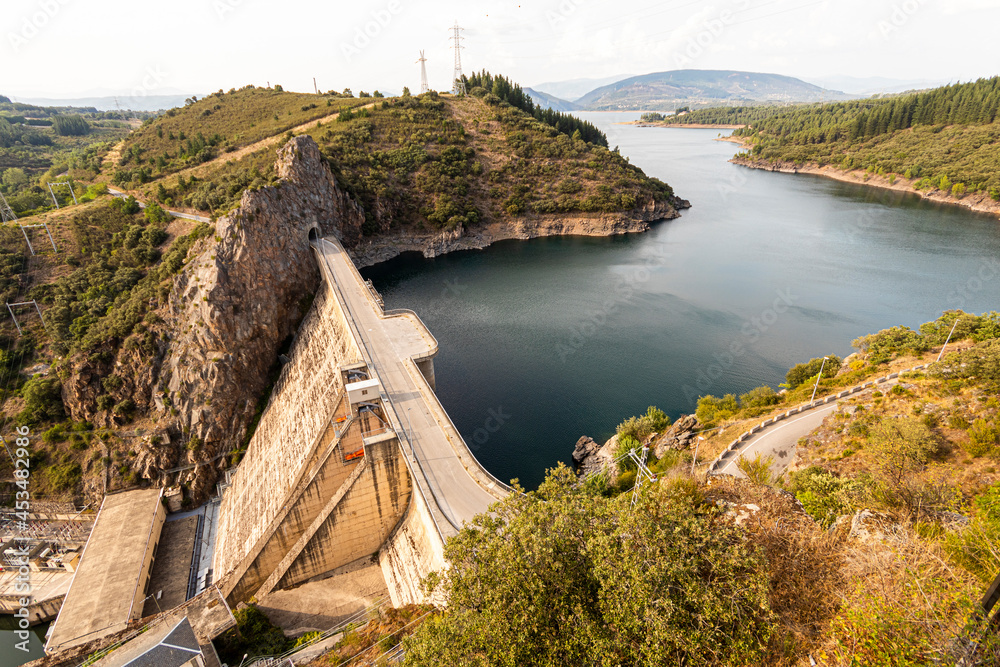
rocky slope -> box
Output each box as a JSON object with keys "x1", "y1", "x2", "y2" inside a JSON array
[
  {"x1": 731, "y1": 153, "x2": 1000, "y2": 218},
  {"x1": 349, "y1": 197, "x2": 685, "y2": 268},
  {"x1": 63, "y1": 136, "x2": 364, "y2": 500}
]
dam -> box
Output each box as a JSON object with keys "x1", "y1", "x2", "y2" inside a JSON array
[{"x1": 210, "y1": 232, "x2": 510, "y2": 607}]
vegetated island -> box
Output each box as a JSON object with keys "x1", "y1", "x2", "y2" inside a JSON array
[{"x1": 635, "y1": 77, "x2": 1000, "y2": 218}]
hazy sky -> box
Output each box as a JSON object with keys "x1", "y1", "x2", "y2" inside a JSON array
[{"x1": 4, "y1": 0, "x2": 1000, "y2": 100}]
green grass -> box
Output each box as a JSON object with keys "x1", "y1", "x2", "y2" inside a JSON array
[
  {"x1": 303, "y1": 92, "x2": 676, "y2": 235},
  {"x1": 113, "y1": 86, "x2": 370, "y2": 183}
]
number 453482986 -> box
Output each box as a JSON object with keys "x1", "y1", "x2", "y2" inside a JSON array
[{"x1": 13, "y1": 426, "x2": 31, "y2": 519}]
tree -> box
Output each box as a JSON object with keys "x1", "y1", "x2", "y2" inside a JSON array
[
  {"x1": 402, "y1": 86, "x2": 411, "y2": 97},
  {"x1": 19, "y1": 377, "x2": 64, "y2": 425},
  {"x1": 740, "y1": 385, "x2": 780, "y2": 409},
  {"x1": 52, "y1": 114, "x2": 90, "y2": 136},
  {"x1": 785, "y1": 355, "x2": 841, "y2": 389},
  {"x1": 1, "y1": 167, "x2": 29, "y2": 193},
  {"x1": 404, "y1": 466, "x2": 774, "y2": 666}
]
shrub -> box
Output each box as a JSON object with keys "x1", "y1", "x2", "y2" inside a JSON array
[
  {"x1": 853, "y1": 326, "x2": 928, "y2": 364},
  {"x1": 736, "y1": 452, "x2": 774, "y2": 486},
  {"x1": 19, "y1": 377, "x2": 64, "y2": 425},
  {"x1": 47, "y1": 461, "x2": 82, "y2": 492},
  {"x1": 739, "y1": 385, "x2": 779, "y2": 409},
  {"x1": 786, "y1": 467, "x2": 859, "y2": 527},
  {"x1": 966, "y1": 419, "x2": 999, "y2": 457},
  {"x1": 616, "y1": 406, "x2": 670, "y2": 442},
  {"x1": 785, "y1": 355, "x2": 841, "y2": 389},
  {"x1": 404, "y1": 466, "x2": 774, "y2": 666},
  {"x1": 696, "y1": 394, "x2": 738, "y2": 425}
]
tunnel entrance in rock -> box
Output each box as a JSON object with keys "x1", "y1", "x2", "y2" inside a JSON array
[{"x1": 308, "y1": 227, "x2": 321, "y2": 242}]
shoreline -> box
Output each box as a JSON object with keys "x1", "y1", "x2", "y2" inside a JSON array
[
  {"x1": 623, "y1": 122, "x2": 747, "y2": 129},
  {"x1": 348, "y1": 200, "x2": 690, "y2": 269},
  {"x1": 720, "y1": 134, "x2": 1000, "y2": 219},
  {"x1": 731, "y1": 156, "x2": 1000, "y2": 219}
]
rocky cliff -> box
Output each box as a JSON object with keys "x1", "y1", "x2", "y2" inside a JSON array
[
  {"x1": 349, "y1": 197, "x2": 689, "y2": 268},
  {"x1": 64, "y1": 136, "x2": 365, "y2": 500}
]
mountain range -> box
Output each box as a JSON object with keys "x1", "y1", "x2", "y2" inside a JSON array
[{"x1": 526, "y1": 69, "x2": 852, "y2": 112}]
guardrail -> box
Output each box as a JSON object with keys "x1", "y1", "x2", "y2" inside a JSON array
[{"x1": 707, "y1": 364, "x2": 929, "y2": 475}]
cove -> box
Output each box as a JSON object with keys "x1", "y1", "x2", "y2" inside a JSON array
[{"x1": 362, "y1": 113, "x2": 1000, "y2": 490}]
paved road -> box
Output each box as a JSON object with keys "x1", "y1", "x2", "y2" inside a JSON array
[
  {"x1": 314, "y1": 237, "x2": 498, "y2": 531},
  {"x1": 107, "y1": 186, "x2": 211, "y2": 223},
  {"x1": 716, "y1": 402, "x2": 840, "y2": 479}
]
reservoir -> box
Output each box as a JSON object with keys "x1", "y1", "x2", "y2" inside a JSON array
[{"x1": 364, "y1": 113, "x2": 1000, "y2": 490}]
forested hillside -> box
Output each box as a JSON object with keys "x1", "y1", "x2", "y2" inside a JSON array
[{"x1": 729, "y1": 78, "x2": 1000, "y2": 198}]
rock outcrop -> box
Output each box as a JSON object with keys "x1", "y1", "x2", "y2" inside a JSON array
[
  {"x1": 651, "y1": 414, "x2": 700, "y2": 458},
  {"x1": 349, "y1": 196, "x2": 690, "y2": 268},
  {"x1": 64, "y1": 136, "x2": 365, "y2": 501},
  {"x1": 571, "y1": 434, "x2": 618, "y2": 479}
]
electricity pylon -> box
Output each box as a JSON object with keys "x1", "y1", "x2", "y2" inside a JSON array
[
  {"x1": 450, "y1": 21, "x2": 465, "y2": 95},
  {"x1": 416, "y1": 50, "x2": 429, "y2": 94}
]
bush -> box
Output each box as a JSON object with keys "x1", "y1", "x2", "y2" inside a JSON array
[
  {"x1": 739, "y1": 385, "x2": 779, "y2": 409},
  {"x1": 404, "y1": 466, "x2": 774, "y2": 666},
  {"x1": 144, "y1": 203, "x2": 172, "y2": 224},
  {"x1": 19, "y1": 377, "x2": 64, "y2": 425},
  {"x1": 47, "y1": 461, "x2": 81, "y2": 492},
  {"x1": 785, "y1": 355, "x2": 842, "y2": 389},
  {"x1": 966, "y1": 418, "x2": 999, "y2": 457},
  {"x1": 214, "y1": 604, "x2": 292, "y2": 665},
  {"x1": 945, "y1": 483, "x2": 1000, "y2": 583},
  {"x1": 853, "y1": 326, "x2": 927, "y2": 364},
  {"x1": 696, "y1": 394, "x2": 738, "y2": 425},
  {"x1": 736, "y1": 452, "x2": 774, "y2": 486},
  {"x1": 786, "y1": 466, "x2": 859, "y2": 527},
  {"x1": 616, "y1": 406, "x2": 671, "y2": 443}
]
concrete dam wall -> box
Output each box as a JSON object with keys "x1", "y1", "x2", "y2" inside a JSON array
[{"x1": 212, "y1": 249, "x2": 456, "y2": 607}]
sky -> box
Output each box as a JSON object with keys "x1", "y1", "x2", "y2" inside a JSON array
[{"x1": 4, "y1": 0, "x2": 1000, "y2": 101}]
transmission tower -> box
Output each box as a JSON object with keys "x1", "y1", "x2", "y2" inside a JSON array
[
  {"x1": 450, "y1": 21, "x2": 465, "y2": 95},
  {"x1": 0, "y1": 191, "x2": 16, "y2": 224},
  {"x1": 416, "y1": 50, "x2": 429, "y2": 94},
  {"x1": 1, "y1": 191, "x2": 57, "y2": 255}
]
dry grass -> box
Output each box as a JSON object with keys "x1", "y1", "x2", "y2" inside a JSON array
[{"x1": 706, "y1": 478, "x2": 847, "y2": 663}]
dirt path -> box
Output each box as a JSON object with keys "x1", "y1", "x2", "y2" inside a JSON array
[{"x1": 160, "y1": 101, "x2": 380, "y2": 184}]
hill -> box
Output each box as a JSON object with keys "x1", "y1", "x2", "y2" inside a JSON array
[
  {"x1": 0, "y1": 99, "x2": 143, "y2": 216},
  {"x1": 523, "y1": 87, "x2": 579, "y2": 112},
  {"x1": 529, "y1": 74, "x2": 633, "y2": 102},
  {"x1": 0, "y1": 80, "x2": 686, "y2": 505},
  {"x1": 718, "y1": 77, "x2": 1000, "y2": 213},
  {"x1": 575, "y1": 69, "x2": 851, "y2": 111},
  {"x1": 112, "y1": 80, "x2": 682, "y2": 241}
]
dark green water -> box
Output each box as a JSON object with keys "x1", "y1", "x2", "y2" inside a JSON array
[
  {"x1": 362, "y1": 113, "x2": 1000, "y2": 489},
  {"x1": 0, "y1": 616, "x2": 47, "y2": 667}
]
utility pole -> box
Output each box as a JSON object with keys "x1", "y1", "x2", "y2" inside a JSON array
[
  {"x1": 450, "y1": 21, "x2": 465, "y2": 95},
  {"x1": 313, "y1": 77, "x2": 318, "y2": 95},
  {"x1": 811, "y1": 356, "x2": 829, "y2": 402},
  {"x1": 416, "y1": 50, "x2": 429, "y2": 94}
]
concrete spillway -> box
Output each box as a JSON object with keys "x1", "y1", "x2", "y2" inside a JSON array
[{"x1": 212, "y1": 234, "x2": 509, "y2": 607}]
